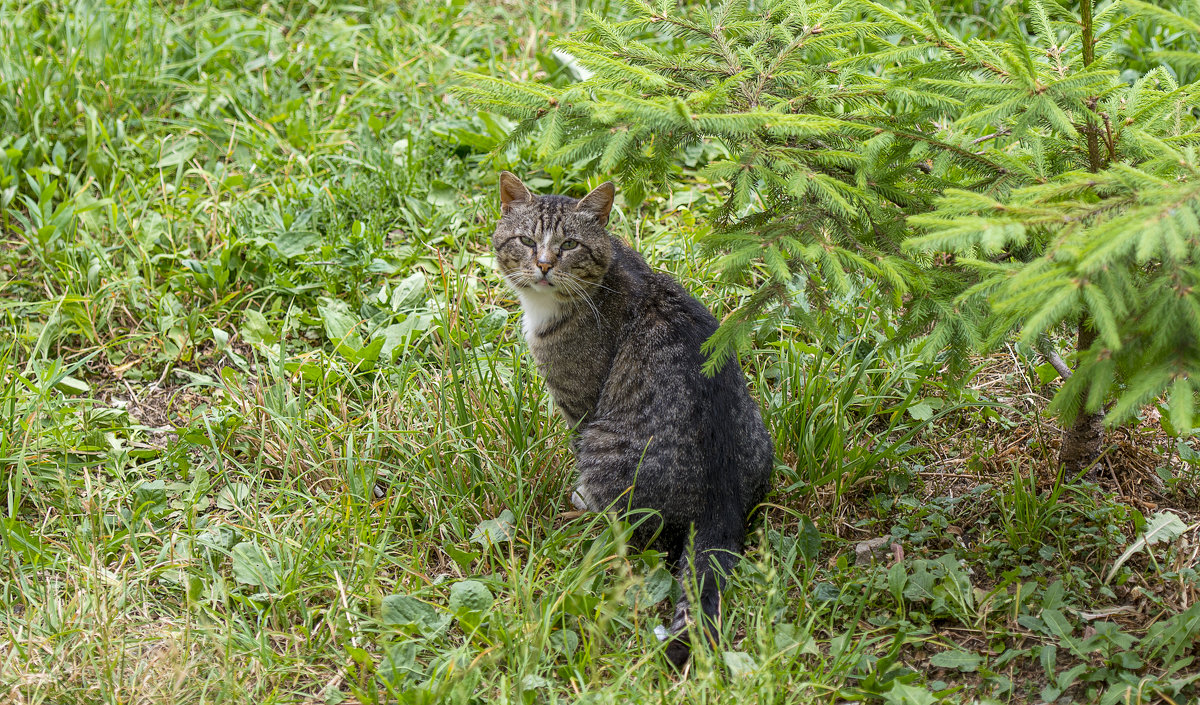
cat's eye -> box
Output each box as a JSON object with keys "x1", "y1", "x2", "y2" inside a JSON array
[
  {"x1": 560, "y1": 239, "x2": 579, "y2": 250},
  {"x1": 518, "y1": 236, "x2": 537, "y2": 248}
]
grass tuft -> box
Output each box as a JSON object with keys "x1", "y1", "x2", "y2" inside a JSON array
[{"x1": 2, "y1": 0, "x2": 1199, "y2": 703}]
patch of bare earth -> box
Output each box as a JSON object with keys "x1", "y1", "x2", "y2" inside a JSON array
[
  {"x1": 919, "y1": 349, "x2": 1198, "y2": 516},
  {"x1": 83, "y1": 340, "x2": 261, "y2": 449}
]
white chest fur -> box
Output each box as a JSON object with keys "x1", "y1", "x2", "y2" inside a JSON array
[{"x1": 517, "y1": 288, "x2": 564, "y2": 342}]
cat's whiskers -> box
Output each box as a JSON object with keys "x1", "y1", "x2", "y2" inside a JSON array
[
  {"x1": 568, "y1": 274, "x2": 619, "y2": 295},
  {"x1": 593, "y1": 282, "x2": 621, "y2": 296},
  {"x1": 547, "y1": 274, "x2": 590, "y2": 324},
  {"x1": 554, "y1": 272, "x2": 604, "y2": 332},
  {"x1": 504, "y1": 272, "x2": 536, "y2": 291}
]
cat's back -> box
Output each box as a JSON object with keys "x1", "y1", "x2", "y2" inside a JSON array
[
  {"x1": 606, "y1": 240, "x2": 764, "y2": 423},
  {"x1": 599, "y1": 243, "x2": 772, "y2": 515},
  {"x1": 607, "y1": 239, "x2": 717, "y2": 337}
]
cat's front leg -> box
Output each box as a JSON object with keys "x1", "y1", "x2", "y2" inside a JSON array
[{"x1": 567, "y1": 432, "x2": 595, "y2": 511}]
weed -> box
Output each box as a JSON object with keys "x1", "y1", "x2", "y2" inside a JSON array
[{"x1": 2, "y1": 0, "x2": 1198, "y2": 703}]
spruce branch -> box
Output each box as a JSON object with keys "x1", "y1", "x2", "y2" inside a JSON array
[{"x1": 457, "y1": 0, "x2": 1200, "y2": 439}]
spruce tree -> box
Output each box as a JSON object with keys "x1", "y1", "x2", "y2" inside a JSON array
[
  {"x1": 888, "y1": 0, "x2": 1200, "y2": 468},
  {"x1": 457, "y1": 0, "x2": 1200, "y2": 472},
  {"x1": 456, "y1": 0, "x2": 971, "y2": 370}
]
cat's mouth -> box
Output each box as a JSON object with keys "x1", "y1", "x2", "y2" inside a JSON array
[
  {"x1": 505, "y1": 273, "x2": 558, "y2": 292},
  {"x1": 523, "y1": 271, "x2": 556, "y2": 288}
]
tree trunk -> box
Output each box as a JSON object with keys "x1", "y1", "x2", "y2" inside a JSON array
[
  {"x1": 1060, "y1": 407, "x2": 1105, "y2": 474},
  {"x1": 1061, "y1": 2, "x2": 1106, "y2": 475},
  {"x1": 1059, "y1": 322, "x2": 1104, "y2": 473}
]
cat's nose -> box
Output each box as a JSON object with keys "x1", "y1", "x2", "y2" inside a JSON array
[{"x1": 536, "y1": 261, "x2": 553, "y2": 274}]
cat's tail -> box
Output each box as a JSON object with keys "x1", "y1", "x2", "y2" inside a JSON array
[{"x1": 664, "y1": 526, "x2": 742, "y2": 669}]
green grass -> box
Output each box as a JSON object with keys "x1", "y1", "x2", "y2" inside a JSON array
[{"x1": 2, "y1": 0, "x2": 1200, "y2": 703}]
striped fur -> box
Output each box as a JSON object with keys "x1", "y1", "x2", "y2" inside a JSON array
[{"x1": 493, "y1": 172, "x2": 774, "y2": 668}]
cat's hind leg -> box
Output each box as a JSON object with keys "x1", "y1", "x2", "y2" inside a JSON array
[
  {"x1": 664, "y1": 522, "x2": 744, "y2": 668},
  {"x1": 573, "y1": 422, "x2": 695, "y2": 515}
]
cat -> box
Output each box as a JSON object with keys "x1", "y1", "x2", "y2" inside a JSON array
[{"x1": 492, "y1": 171, "x2": 774, "y2": 668}]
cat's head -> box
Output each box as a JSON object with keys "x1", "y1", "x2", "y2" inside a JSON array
[{"x1": 493, "y1": 172, "x2": 615, "y2": 298}]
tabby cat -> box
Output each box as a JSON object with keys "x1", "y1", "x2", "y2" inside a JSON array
[{"x1": 492, "y1": 172, "x2": 774, "y2": 668}]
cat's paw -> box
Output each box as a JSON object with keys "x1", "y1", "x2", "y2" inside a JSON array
[
  {"x1": 664, "y1": 600, "x2": 693, "y2": 669},
  {"x1": 668, "y1": 600, "x2": 691, "y2": 637},
  {"x1": 570, "y1": 489, "x2": 592, "y2": 512}
]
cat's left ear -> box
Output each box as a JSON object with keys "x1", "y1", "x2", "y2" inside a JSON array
[{"x1": 576, "y1": 181, "x2": 615, "y2": 225}]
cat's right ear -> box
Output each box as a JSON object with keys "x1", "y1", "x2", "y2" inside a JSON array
[{"x1": 499, "y1": 172, "x2": 533, "y2": 213}]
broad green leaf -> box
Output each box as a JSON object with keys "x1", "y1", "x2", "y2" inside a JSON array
[
  {"x1": 54, "y1": 375, "x2": 89, "y2": 395},
  {"x1": 882, "y1": 682, "x2": 938, "y2": 705},
  {"x1": 443, "y1": 544, "x2": 481, "y2": 569},
  {"x1": 563, "y1": 590, "x2": 601, "y2": 616},
  {"x1": 318, "y1": 302, "x2": 359, "y2": 344},
  {"x1": 374, "y1": 323, "x2": 411, "y2": 359},
  {"x1": 379, "y1": 642, "x2": 422, "y2": 684},
  {"x1": 907, "y1": 400, "x2": 934, "y2": 420},
  {"x1": 1040, "y1": 643, "x2": 1057, "y2": 677},
  {"x1": 520, "y1": 674, "x2": 553, "y2": 690},
  {"x1": 903, "y1": 564, "x2": 936, "y2": 602},
  {"x1": 887, "y1": 561, "x2": 908, "y2": 604},
  {"x1": 449, "y1": 580, "x2": 494, "y2": 615},
  {"x1": 241, "y1": 310, "x2": 277, "y2": 346},
  {"x1": 1033, "y1": 361, "x2": 1060, "y2": 384},
  {"x1": 1170, "y1": 377, "x2": 1194, "y2": 436},
  {"x1": 380, "y1": 594, "x2": 449, "y2": 636},
  {"x1": 345, "y1": 335, "x2": 384, "y2": 368},
  {"x1": 1, "y1": 518, "x2": 51, "y2": 566},
  {"x1": 798, "y1": 516, "x2": 821, "y2": 561},
  {"x1": 272, "y1": 230, "x2": 320, "y2": 258},
  {"x1": 1042, "y1": 580, "x2": 1065, "y2": 610},
  {"x1": 477, "y1": 308, "x2": 509, "y2": 341},
  {"x1": 1041, "y1": 608, "x2": 1074, "y2": 642},
  {"x1": 154, "y1": 136, "x2": 198, "y2": 168},
  {"x1": 722, "y1": 651, "x2": 757, "y2": 677},
  {"x1": 774, "y1": 623, "x2": 819, "y2": 655},
  {"x1": 216, "y1": 483, "x2": 251, "y2": 510},
  {"x1": 1056, "y1": 663, "x2": 1089, "y2": 691},
  {"x1": 643, "y1": 566, "x2": 675, "y2": 604},
  {"x1": 814, "y1": 582, "x2": 841, "y2": 602},
  {"x1": 549, "y1": 629, "x2": 579, "y2": 656},
  {"x1": 367, "y1": 257, "x2": 399, "y2": 274},
  {"x1": 470, "y1": 509, "x2": 515, "y2": 548},
  {"x1": 929, "y1": 648, "x2": 982, "y2": 671},
  {"x1": 196, "y1": 524, "x2": 238, "y2": 552},
  {"x1": 427, "y1": 181, "x2": 456, "y2": 206},
  {"x1": 133, "y1": 480, "x2": 167, "y2": 513},
  {"x1": 390, "y1": 272, "x2": 427, "y2": 312},
  {"x1": 230, "y1": 541, "x2": 278, "y2": 590},
  {"x1": 1105, "y1": 510, "x2": 1189, "y2": 583}
]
